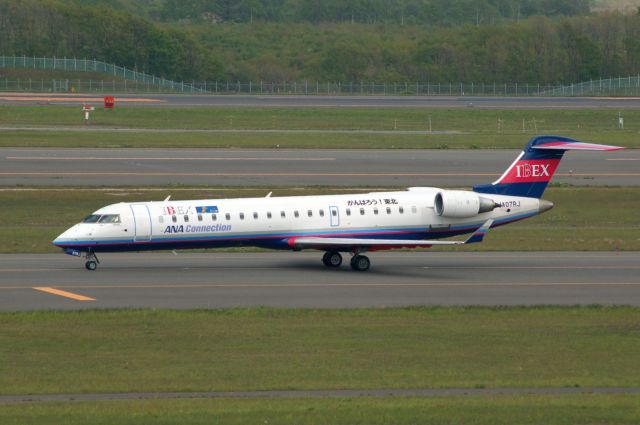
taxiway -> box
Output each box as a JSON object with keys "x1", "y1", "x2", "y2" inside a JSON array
[
  {"x1": 1, "y1": 252, "x2": 638, "y2": 310},
  {"x1": 1, "y1": 148, "x2": 635, "y2": 187},
  {"x1": 3, "y1": 94, "x2": 640, "y2": 109}
]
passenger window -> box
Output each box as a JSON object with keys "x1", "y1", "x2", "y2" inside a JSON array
[
  {"x1": 399, "y1": 206, "x2": 404, "y2": 214},
  {"x1": 253, "y1": 212, "x2": 258, "y2": 219},
  {"x1": 373, "y1": 208, "x2": 378, "y2": 215},
  {"x1": 294, "y1": 211, "x2": 299, "y2": 218},
  {"x1": 307, "y1": 210, "x2": 313, "y2": 217},
  {"x1": 267, "y1": 212, "x2": 272, "y2": 219},
  {"x1": 212, "y1": 214, "x2": 217, "y2": 221},
  {"x1": 225, "y1": 213, "x2": 231, "y2": 220},
  {"x1": 240, "y1": 213, "x2": 245, "y2": 220},
  {"x1": 386, "y1": 207, "x2": 391, "y2": 214},
  {"x1": 411, "y1": 206, "x2": 417, "y2": 214},
  {"x1": 332, "y1": 209, "x2": 337, "y2": 217},
  {"x1": 346, "y1": 208, "x2": 351, "y2": 216},
  {"x1": 198, "y1": 214, "x2": 203, "y2": 221},
  {"x1": 360, "y1": 208, "x2": 365, "y2": 215},
  {"x1": 319, "y1": 210, "x2": 324, "y2": 217},
  {"x1": 172, "y1": 215, "x2": 177, "y2": 223},
  {"x1": 184, "y1": 215, "x2": 189, "y2": 222},
  {"x1": 281, "y1": 211, "x2": 286, "y2": 218}
]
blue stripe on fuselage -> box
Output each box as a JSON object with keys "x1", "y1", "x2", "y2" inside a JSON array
[{"x1": 54, "y1": 210, "x2": 537, "y2": 253}]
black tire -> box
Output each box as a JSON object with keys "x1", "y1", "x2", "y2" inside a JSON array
[
  {"x1": 322, "y1": 252, "x2": 331, "y2": 267},
  {"x1": 327, "y1": 252, "x2": 342, "y2": 267},
  {"x1": 350, "y1": 255, "x2": 370, "y2": 272},
  {"x1": 85, "y1": 260, "x2": 97, "y2": 271}
]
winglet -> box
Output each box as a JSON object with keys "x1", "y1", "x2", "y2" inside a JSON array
[{"x1": 465, "y1": 219, "x2": 493, "y2": 244}]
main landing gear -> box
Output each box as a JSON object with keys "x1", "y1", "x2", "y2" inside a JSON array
[
  {"x1": 322, "y1": 251, "x2": 343, "y2": 268},
  {"x1": 84, "y1": 252, "x2": 100, "y2": 271},
  {"x1": 322, "y1": 251, "x2": 371, "y2": 272},
  {"x1": 350, "y1": 254, "x2": 370, "y2": 272}
]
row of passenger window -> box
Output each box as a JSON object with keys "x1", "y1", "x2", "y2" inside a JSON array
[{"x1": 159, "y1": 206, "x2": 416, "y2": 224}]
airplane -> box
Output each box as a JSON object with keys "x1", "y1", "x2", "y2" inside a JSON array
[{"x1": 53, "y1": 135, "x2": 622, "y2": 271}]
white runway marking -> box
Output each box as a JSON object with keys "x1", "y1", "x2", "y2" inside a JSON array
[{"x1": 7, "y1": 156, "x2": 336, "y2": 161}]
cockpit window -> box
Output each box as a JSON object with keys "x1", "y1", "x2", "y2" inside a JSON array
[
  {"x1": 98, "y1": 214, "x2": 121, "y2": 223},
  {"x1": 82, "y1": 215, "x2": 101, "y2": 223}
]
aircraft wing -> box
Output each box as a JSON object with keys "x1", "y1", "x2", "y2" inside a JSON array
[{"x1": 289, "y1": 219, "x2": 493, "y2": 250}]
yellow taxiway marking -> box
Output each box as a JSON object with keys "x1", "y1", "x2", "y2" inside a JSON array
[
  {"x1": 32, "y1": 287, "x2": 95, "y2": 301},
  {"x1": 7, "y1": 157, "x2": 336, "y2": 161}
]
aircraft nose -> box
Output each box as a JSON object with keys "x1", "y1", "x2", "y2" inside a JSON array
[
  {"x1": 52, "y1": 232, "x2": 66, "y2": 247},
  {"x1": 52, "y1": 226, "x2": 77, "y2": 247},
  {"x1": 538, "y1": 199, "x2": 554, "y2": 214}
]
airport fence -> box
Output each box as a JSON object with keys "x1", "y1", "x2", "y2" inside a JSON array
[
  {"x1": 0, "y1": 55, "x2": 205, "y2": 93},
  {"x1": 2, "y1": 55, "x2": 640, "y2": 96}
]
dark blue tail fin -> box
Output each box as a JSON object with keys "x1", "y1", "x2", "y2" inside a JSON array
[{"x1": 473, "y1": 135, "x2": 623, "y2": 199}]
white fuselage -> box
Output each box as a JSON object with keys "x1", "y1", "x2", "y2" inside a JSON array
[{"x1": 53, "y1": 187, "x2": 542, "y2": 253}]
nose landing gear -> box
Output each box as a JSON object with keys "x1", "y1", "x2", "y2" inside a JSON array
[{"x1": 84, "y1": 252, "x2": 100, "y2": 271}]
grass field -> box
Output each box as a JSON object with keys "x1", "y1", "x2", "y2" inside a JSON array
[
  {"x1": 0, "y1": 106, "x2": 638, "y2": 148},
  {"x1": 1, "y1": 186, "x2": 638, "y2": 253},
  {"x1": 1, "y1": 307, "x2": 639, "y2": 394},
  {"x1": 1, "y1": 307, "x2": 640, "y2": 424},
  {"x1": 2, "y1": 394, "x2": 640, "y2": 425}
]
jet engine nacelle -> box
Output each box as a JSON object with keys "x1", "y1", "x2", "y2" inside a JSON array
[{"x1": 434, "y1": 190, "x2": 498, "y2": 218}]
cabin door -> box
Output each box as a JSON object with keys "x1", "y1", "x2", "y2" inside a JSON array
[{"x1": 130, "y1": 204, "x2": 152, "y2": 242}]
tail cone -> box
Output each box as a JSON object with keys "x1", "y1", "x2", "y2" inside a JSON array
[{"x1": 539, "y1": 199, "x2": 554, "y2": 214}]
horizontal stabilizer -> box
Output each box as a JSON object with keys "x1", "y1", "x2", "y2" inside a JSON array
[
  {"x1": 531, "y1": 141, "x2": 623, "y2": 151},
  {"x1": 474, "y1": 135, "x2": 624, "y2": 198}
]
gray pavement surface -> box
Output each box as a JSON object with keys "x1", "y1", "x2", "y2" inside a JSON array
[
  {"x1": 1, "y1": 252, "x2": 638, "y2": 311},
  {"x1": 1, "y1": 148, "x2": 636, "y2": 187},
  {"x1": 3, "y1": 386, "x2": 640, "y2": 403},
  {"x1": 3, "y1": 94, "x2": 640, "y2": 109}
]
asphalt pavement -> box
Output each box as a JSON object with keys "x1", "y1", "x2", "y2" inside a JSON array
[
  {"x1": 3, "y1": 93, "x2": 640, "y2": 108},
  {"x1": 1, "y1": 147, "x2": 635, "y2": 187},
  {"x1": 1, "y1": 251, "x2": 638, "y2": 311}
]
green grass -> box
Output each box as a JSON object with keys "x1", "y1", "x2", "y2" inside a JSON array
[
  {"x1": 1, "y1": 186, "x2": 639, "y2": 253},
  {"x1": 0, "y1": 68, "x2": 129, "y2": 82},
  {"x1": 0, "y1": 106, "x2": 638, "y2": 148},
  {"x1": 1, "y1": 307, "x2": 640, "y2": 396},
  {"x1": 2, "y1": 394, "x2": 640, "y2": 425}
]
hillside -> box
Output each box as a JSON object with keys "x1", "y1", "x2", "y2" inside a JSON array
[
  {"x1": 1, "y1": 0, "x2": 639, "y2": 84},
  {"x1": 54, "y1": 0, "x2": 594, "y2": 24},
  {"x1": 592, "y1": 0, "x2": 640, "y2": 12}
]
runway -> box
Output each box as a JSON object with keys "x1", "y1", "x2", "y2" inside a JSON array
[
  {"x1": 1, "y1": 252, "x2": 638, "y2": 311},
  {"x1": 1, "y1": 147, "x2": 635, "y2": 187},
  {"x1": 3, "y1": 93, "x2": 640, "y2": 109}
]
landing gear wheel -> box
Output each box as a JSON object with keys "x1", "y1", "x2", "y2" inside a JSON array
[
  {"x1": 350, "y1": 255, "x2": 370, "y2": 272},
  {"x1": 85, "y1": 260, "x2": 97, "y2": 271},
  {"x1": 322, "y1": 251, "x2": 342, "y2": 267}
]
